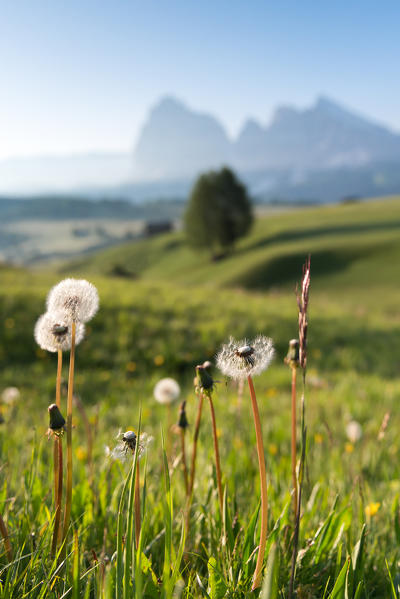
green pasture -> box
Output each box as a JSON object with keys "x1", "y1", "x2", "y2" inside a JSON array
[{"x1": 0, "y1": 196, "x2": 400, "y2": 597}]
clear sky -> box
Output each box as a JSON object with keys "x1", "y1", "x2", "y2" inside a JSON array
[{"x1": 1, "y1": 0, "x2": 399, "y2": 159}]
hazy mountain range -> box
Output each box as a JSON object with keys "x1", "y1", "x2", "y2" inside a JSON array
[{"x1": 1, "y1": 95, "x2": 400, "y2": 201}]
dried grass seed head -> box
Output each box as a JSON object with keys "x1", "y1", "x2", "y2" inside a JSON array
[
  {"x1": 34, "y1": 311, "x2": 85, "y2": 352},
  {"x1": 47, "y1": 278, "x2": 99, "y2": 323},
  {"x1": 216, "y1": 335, "x2": 274, "y2": 380},
  {"x1": 154, "y1": 377, "x2": 180, "y2": 405}
]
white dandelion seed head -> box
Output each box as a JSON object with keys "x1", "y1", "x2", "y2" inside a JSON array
[
  {"x1": 108, "y1": 431, "x2": 153, "y2": 462},
  {"x1": 46, "y1": 278, "x2": 99, "y2": 323},
  {"x1": 216, "y1": 335, "x2": 274, "y2": 380},
  {"x1": 34, "y1": 311, "x2": 85, "y2": 352},
  {"x1": 154, "y1": 378, "x2": 180, "y2": 405},
  {"x1": 346, "y1": 420, "x2": 362, "y2": 444},
  {"x1": 1, "y1": 387, "x2": 20, "y2": 405}
]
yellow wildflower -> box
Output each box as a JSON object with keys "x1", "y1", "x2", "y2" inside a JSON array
[
  {"x1": 345, "y1": 442, "x2": 354, "y2": 453},
  {"x1": 365, "y1": 502, "x2": 381, "y2": 518},
  {"x1": 75, "y1": 446, "x2": 87, "y2": 461},
  {"x1": 268, "y1": 443, "x2": 278, "y2": 456},
  {"x1": 314, "y1": 433, "x2": 323, "y2": 445},
  {"x1": 154, "y1": 355, "x2": 164, "y2": 366}
]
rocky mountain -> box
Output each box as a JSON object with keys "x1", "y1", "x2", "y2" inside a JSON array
[
  {"x1": 1, "y1": 95, "x2": 400, "y2": 198},
  {"x1": 132, "y1": 97, "x2": 232, "y2": 179},
  {"x1": 234, "y1": 97, "x2": 400, "y2": 170},
  {"x1": 133, "y1": 95, "x2": 400, "y2": 178}
]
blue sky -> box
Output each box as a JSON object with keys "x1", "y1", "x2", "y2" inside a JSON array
[{"x1": 1, "y1": 0, "x2": 399, "y2": 159}]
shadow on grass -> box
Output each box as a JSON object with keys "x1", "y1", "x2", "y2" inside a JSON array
[
  {"x1": 231, "y1": 248, "x2": 370, "y2": 290},
  {"x1": 245, "y1": 219, "x2": 400, "y2": 254}
]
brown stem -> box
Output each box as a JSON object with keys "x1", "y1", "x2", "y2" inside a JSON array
[
  {"x1": 247, "y1": 375, "x2": 268, "y2": 590},
  {"x1": 134, "y1": 461, "x2": 141, "y2": 548},
  {"x1": 51, "y1": 436, "x2": 63, "y2": 557},
  {"x1": 291, "y1": 366, "x2": 298, "y2": 519},
  {"x1": 0, "y1": 513, "x2": 12, "y2": 562},
  {"x1": 207, "y1": 395, "x2": 223, "y2": 514},
  {"x1": 180, "y1": 429, "x2": 189, "y2": 497},
  {"x1": 61, "y1": 321, "x2": 76, "y2": 547},
  {"x1": 53, "y1": 350, "x2": 63, "y2": 550}
]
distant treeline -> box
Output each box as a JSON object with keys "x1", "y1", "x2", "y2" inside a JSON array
[{"x1": 0, "y1": 196, "x2": 186, "y2": 221}]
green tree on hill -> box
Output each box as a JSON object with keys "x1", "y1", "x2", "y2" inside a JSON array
[{"x1": 184, "y1": 166, "x2": 253, "y2": 259}]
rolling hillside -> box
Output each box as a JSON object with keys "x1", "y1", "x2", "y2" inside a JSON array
[{"x1": 66, "y1": 196, "x2": 400, "y2": 302}]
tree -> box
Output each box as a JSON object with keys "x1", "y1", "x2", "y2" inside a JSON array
[{"x1": 184, "y1": 167, "x2": 253, "y2": 258}]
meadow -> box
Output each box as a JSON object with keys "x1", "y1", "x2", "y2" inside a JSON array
[{"x1": 1, "y1": 196, "x2": 400, "y2": 597}]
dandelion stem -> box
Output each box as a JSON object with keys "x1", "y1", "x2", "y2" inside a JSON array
[
  {"x1": 291, "y1": 366, "x2": 298, "y2": 519},
  {"x1": 134, "y1": 461, "x2": 141, "y2": 549},
  {"x1": 0, "y1": 513, "x2": 12, "y2": 562},
  {"x1": 207, "y1": 394, "x2": 223, "y2": 514},
  {"x1": 247, "y1": 375, "x2": 268, "y2": 590},
  {"x1": 52, "y1": 349, "x2": 63, "y2": 555},
  {"x1": 62, "y1": 320, "x2": 76, "y2": 547},
  {"x1": 180, "y1": 428, "x2": 189, "y2": 497},
  {"x1": 51, "y1": 436, "x2": 63, "y2": 557}
]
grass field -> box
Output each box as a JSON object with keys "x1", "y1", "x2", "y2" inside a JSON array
[{"x1": 1, "y1": 196, "x2": 400, "y2": 597}]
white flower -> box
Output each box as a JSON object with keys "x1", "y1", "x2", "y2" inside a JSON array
[
  {"x1": 107, "y1": 431, "x2": 153, "y2": 462},
  {"x1": 346, "y1": 420, "x2": 362, "y2": 444},
  {"x1": 46, "y1": 278, "x2": 99, "y2": 323},
  {"x1": 154, "y1": 378, "x2": 180, "y2": 405},
  {"x1": 1, "y1": 387, "x2": 20, "y2": 405},
  {"x1": 216, "y1": 335, "x2": 274, "y2": 380},
  {"x1": 34, "y1": 312, "x2": 85, "y2": 352}
]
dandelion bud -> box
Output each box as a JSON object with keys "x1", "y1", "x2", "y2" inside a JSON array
[
  {"x1": 196, "y1": 364, "x2": 214, "y2": 391},
  {"x1": 285, "y1": 339, "x2": 300, "y2": 368},
  {"x1": 48, "y1": 403, "x2": 66, "y2": 432},
  {"x1": 177, "y1": 401, "x2": 189, "y2": 430},
  {"x1": 47, "y1": 278, "x2": 99, "y2": 323}
]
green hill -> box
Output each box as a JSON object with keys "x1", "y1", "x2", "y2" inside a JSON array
[{"x1": 66, "y1": 196, "x2": 400, "y2": 298}]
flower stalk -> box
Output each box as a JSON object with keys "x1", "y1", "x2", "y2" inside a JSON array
[
  {"x1": 247, "y1": 375, "x2": 268, "y2": 590},
  {"x1": 62, "y1": 320, "x2": 76, "y2": 545}
]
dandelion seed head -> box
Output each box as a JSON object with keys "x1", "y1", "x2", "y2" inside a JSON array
[
  {"x1": 154, "y1": 377, "x2": 180, "y2": 405},
  {"x1": 108, "y1": 431, "x2": 153, "y2": 462},
  {"x1": 46, "y1": 278, "x2": 99, "y2": 323},
  {"x1": 34, "y1": 312, "x2": 85, "y2": 352},
  {"x1": 346, "y1": 420, "x2": 362, "y2": 444},
  {"x1": 216, "y1": 335, "x2": 274, "y2": 380},
  {"x1": 1, "y1": 387, "x2": 20, "y2": 405}
]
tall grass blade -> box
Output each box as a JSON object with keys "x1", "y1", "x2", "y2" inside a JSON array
[{"x1": 260, "y1": 543, "x2": 279, "y2": 599}]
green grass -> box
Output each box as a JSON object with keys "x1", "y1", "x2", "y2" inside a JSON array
[{"x1": 0, "y1": 197, "x2": 400, "y2": 596}]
